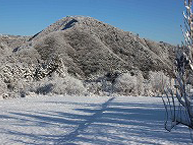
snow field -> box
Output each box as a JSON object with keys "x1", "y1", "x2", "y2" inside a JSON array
[{"x1": 0, "y1": 95, "x2": 191, "y2": 144}]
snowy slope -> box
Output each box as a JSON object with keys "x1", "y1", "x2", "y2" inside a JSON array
[{"x1": 0, "y1": 95, "x2": 191, "y2": 145}]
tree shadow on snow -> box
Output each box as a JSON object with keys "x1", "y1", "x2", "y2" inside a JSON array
[{"x1": 0, "y1": 97, "x2": 192, "y2": 144}]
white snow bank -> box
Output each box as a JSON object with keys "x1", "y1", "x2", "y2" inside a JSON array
[{"x1": 0, "y1": 95, "x2": 191, "y2": 144}]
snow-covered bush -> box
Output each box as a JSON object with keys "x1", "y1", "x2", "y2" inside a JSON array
[
  {"x1": 115, "y1": 73, "x2": 137, "y2": 96},
  {"x1": 30, "y1": 74, "x2": 86, "y2": 96},
  {"x1": 84, "y1": 71, "x2": 144, "y2": 96},
  {"x1": 84, "y1": 81, "x2": 103, "y2": 95},
  {"x1": 53, "y1": 75, "x2": 86, "y2": 95},
  {"x1": 162, "y1": 0, "x2": 193, "y2": 140},
  {"x1": 0, "y1": 78, "x2": 7, "y2": 99},
  {"x1": 149, "y1": 71, "x2": 173, "y2": 96},
  {"x1": 114, "y1": 72, "x2": 144, "y2": 96},
  {"x1": 136, "y1": 71, "x2": 144, "y2": 96}
]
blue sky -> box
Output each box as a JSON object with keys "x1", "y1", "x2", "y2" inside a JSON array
[{"x1": 0, "y1": 0, "x2": 184, "y2": 45}]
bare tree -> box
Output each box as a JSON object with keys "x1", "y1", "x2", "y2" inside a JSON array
[{"x1": 162, "y1": 0, "x2": 193, "y2": 137}]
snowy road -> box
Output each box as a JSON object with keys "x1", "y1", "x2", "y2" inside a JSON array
[{"x1": 0, "y1": 95, "x2": 191, "y2": 145}]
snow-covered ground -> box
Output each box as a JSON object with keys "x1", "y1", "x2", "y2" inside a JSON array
[{"x1": 0, "y1": 95, "x2": 191, "y2": 145}]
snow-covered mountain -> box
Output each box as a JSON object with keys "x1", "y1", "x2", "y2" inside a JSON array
[{"x1": 0, "y1": 16, "x2": 176, "y2": 98}]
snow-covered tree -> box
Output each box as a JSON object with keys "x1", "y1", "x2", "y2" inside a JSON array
[{"x1": 162, "y1": 0, "x2": 193, "y2": 137}]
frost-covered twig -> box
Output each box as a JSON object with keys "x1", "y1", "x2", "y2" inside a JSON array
[{"x1": 162, "y1": 0, "x2": 193, "y2": 140}]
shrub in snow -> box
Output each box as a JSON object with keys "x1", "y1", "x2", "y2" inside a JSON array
[
  {"x1": 35, "y1": 83, "x2": 54, "y2": 95},
  {"x1": 148, "y1": 71, "x2": 173, "y2": 96},
  {"x1": 30, "y1": 74, "x2": 86, "y2": 96},
  {"x1": 114, "y1": 72, "x2": 143, "y2": 96},
  {"x1": 162, "y1": 0, "x2": 193, "y2": 141},
  {"x1": 84, "y1": 81, "x2": 103, "y2": 95},
  {"x1": 84, "y1": 71, "x2": 144, "y2": 96},
  {"x1": 114, "y1": 73, "x2": 136, "y2": 96},
  {"x1": 135, "y1": 71, "x2": 144, "y2": 96},
  {"x1": 0, "y1": 78, "x2": 7, "y2": 99},
  {"x1": 52, "y1": 75, "x2": 86, "y2": 95}
]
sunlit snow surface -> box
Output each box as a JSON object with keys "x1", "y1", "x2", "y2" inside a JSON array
[{"x1": 0, "y1": 95, "x2": 191, "y2": 144}]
